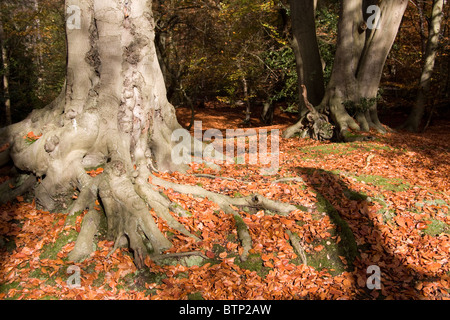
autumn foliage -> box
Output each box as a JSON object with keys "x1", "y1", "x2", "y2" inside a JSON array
[
  {"x1": 1, "y1": 116, "x2": 449, "y2": 300},
  {"x1": 0, "y1": 0, "x2": 449, "y2": 302}
]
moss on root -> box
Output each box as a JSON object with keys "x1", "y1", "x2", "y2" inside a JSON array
[
  {"x1": 305, "y1": 239, "x2": 348, "y2": 276},
  {"x1": 314, "y1": 191, "x2": 358, "y2": 269}
]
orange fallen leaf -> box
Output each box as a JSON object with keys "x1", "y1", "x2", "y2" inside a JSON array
[
  {"x1": 261, "y1": 253, "x2": 272, "y2": 261},
  {"x1": 343, "y1": 278, "x2": 352, "y2": 288},
  {"x1": 86, "y1": 167, "x2": 104, "y2": 177},
  {"x1": 24, "y1": 131, "x2": 42, "y2": 142},
  {"x1": 416, "y1": 222, "x2": 428, "y2": 230},
  {"x1": 314, "y1": 245, "x2": 324, "y2": 252},
  {"x1": 427, "y1": 262, "x2": 441, "y2": 272},
  {"x1": 395, "y1": 216, "x2": 406, "y2": 228}
]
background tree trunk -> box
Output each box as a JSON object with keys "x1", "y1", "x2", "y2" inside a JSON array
[
  {"x1": 318, "y1": 0, "x2": 366, "y2": 135},
  {"x1": 354, "y1": 0, "x2": 409, "y2": 133},
  {"x1": 0, "y1": 17, "x2": 11, "y2": 125},
  {"x1": 32, "y1": 0, "x2": 45, "y2": 99},
  {"x1": 290, "y1": 0, "x2": 325, "y2": 113},
  {"x1": 284, "y1": 0, "x2": 408, "y2": 141},
  {"x1": 401, "y1": 0, "x2": 445, "y2": 132}
]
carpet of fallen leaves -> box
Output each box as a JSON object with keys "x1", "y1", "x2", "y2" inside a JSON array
[{"x1": 0, "y1": 119, "x2": 449, "y2": 300}]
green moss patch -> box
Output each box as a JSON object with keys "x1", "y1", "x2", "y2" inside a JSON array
[
  {"x1": 422, "y1": 219, "x2": 450, "y2": 237},
  {"x1": 354, "y1": 174, "x2": 410, "y2": 192},
  {"x1": 235, "y1": 253, "x2": 271, "y2": 278},
  {"x1": 39, "y1": 212, "x2": 83, "y2": 261},
  {"x1": 39, "y1": 229, "x2": 79, "y2": 260},
  {"x1": 299, "y1": 143, "x2": 357, "y2": 160},
  {"x1": 305, "y1": 239, "x2": 347, "y2": 276},
  {"x1": 188, "y1": 292, "x2": 205, "y2": 300}
]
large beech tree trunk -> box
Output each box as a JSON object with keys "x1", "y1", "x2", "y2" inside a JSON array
[
  {"x1": 0, "y1": 0, "x2": 306, "y2": 268},
  {"x1": 0, "y1": 0, "x2": 198, "y2": 268},
  {"x1": 285, "y1": 0, "x2": 408, "y2": 141}
]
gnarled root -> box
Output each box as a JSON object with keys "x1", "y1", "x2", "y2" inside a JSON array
[
  {"x1": 69, "y1": 161, "x2": 174, "y2": 268},
  {"x1": 67, "y1": 209, "x2": 101, "y2": 262},
  {"x1": 149, "y1": 174, "x2": 304, "y2": 262},
  {"x1": 283, "y1": 85, "x2": 334, "y2": 140},
  {"x1": 67, "y1": 158, "x2": 204, "y2": 268}
]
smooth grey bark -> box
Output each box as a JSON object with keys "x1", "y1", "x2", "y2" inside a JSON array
[
  {"x1": 324, "y1": 0, "x2": 408, "y2": 135},
  {"x1": 354, "y1": 0, "x2": 409, "y2": 133},
  {"x1": 289, "y1": 0, "x2": 324, "y2": 111},
  {"x1": 401, "y1": 0, "x2": 444, "y2": 132},
  {"x1": 285, "y1": 0, "x2": 408, "y2": 140}
]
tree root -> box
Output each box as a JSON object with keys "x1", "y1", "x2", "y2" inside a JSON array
[
  {"x1": 151, "y1": 251, "x2": 209, "y2": 267},
  {"x1": 193, "y1": 173, "x2": 249, "y2": 184},
  {"x1": 230, "y1": 193, "x2": 298, "y2": 215},
  {"x1": 67, "y1": 209, "x2": 101, "y2": 262},
  {"x1": 135, "y1": 181, "x2": 200, "y2": 241},
  {"x1": 149, "y1": 174, "x2": 253, "y2": 261},
  {"x1": 271, "y1": 177, "x2": 305, "y2": 185},
  {"x1": 283, "y1": 85, "x2": 334, "y2": 140},
  {"x1": 0, "y1": 151, "x2": 340, "y2": 269},
  {"x1": 67, "y1": 157, "x2": 204, "y2": 268},
  {"x1": 282, "y1": 113, "x2": 334, "y2": 140},
  {"x1": 69, "y1": 178, "x2": 99, "y2": 216},
  {"x1": 149, "y1": 174, "x2": 302, "y2": 262},
  {"x1": 286, "y1": 230, "x2": 307, "y2": 265},
  {"x1": 1, "y1": 138, "x2": 346, "y2": 269},
  {"x1": 152, "y1": 251, "x2": 208, "y2": 261}
]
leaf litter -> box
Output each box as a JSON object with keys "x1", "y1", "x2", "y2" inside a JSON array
[{"x1": 0, "y1": 122, "x2": 449, "y2": 300}]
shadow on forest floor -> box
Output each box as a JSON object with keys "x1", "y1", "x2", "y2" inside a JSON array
[{"x1": 295, "y1": 166, "x2": 449, "y2": 299}]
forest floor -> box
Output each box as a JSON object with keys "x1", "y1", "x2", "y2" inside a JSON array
[{"x1": 0, "y1": 103, "x2": 449, "y2": 300}]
